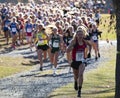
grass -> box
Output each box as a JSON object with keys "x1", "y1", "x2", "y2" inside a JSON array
[
  {"x1": 0, "y1": 56, "x2": 33, "y2": 78},
  {"x1": 49, "y1": 59, "x2": 115, "y2": 98},
  {"x1": 0, "y1": 33, "x2": 35, "y2": 79},
  {"x1": 99, "y1": 14, "x2": 116, "y2": 40},
  {"x1": 48, "y1": 43, "x2": 116, "y2": 98}
]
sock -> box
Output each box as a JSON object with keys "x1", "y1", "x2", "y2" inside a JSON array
[
  {"x1": 78, "y1": 86, "x2": 82, "y2": 91},
  {"x1": 53, "y1": 67, "x2": 56, "y2": 73}
]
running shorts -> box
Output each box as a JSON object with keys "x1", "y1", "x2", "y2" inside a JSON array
[
  {"x1": 37, "y1": 44, "x2": 49, "y2": 51},
  {"x1": 71, "y1": 60, "x2": 82, "y2": 70},
  {"x1": 51, "y1": 48, "x2": 59, "y2": 53}
]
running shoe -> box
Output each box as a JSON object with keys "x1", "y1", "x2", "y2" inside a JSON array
[
  {"x1": 98, "y1": 53, "x2": 100, "y2": 58},
  {"x1": 53, "y1": 71, "x2": 58, "y2": 77},
  {"x1": 53, "y1": 72, "x2": 56, "y2": 77},
  {"x1": 30, "y1": 48, "x2": 32, "y2": 52},
  {"x1": 40, "y1": 67, "x2": 43, "y2": 71},
  {"x1": 87, "y1": 53, "x2": 91, "y2": 58},
  {"x1": 49, "y1": 63, "x2": 53, "y2": 68},
  {"x1": 53, "y1": 68, "x2": 57, "y2": 76},
  {"x1": 68, "y1": 67, "x2": 71, "y2": 73},
  {"x1": 95, "y1": 57, "x2": 98, "y2": 61},
  {"x1": 12, "y1": 45, "x2": 15, "y2": 50},
  {"x1": 74, "y1": 81, "x2": 78, "y2": 91},
  {"x1": 77, "y1": 90, "x2": 81, "y2": 97},
  {"x1": 43, "y1": 59, "x2": 48, "y2": 62}
]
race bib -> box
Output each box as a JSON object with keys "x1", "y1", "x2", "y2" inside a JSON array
[
  {"x1": 53, "y1": 41, "x2": 59, "y2": 48},
  {"x1": 68, "y1": 40, "x2": 71, "y2": 44},
  {"x1": 92, "y1": 35, "x2": 97, "y2": 40},
  {"x1": 38, "y1": 40, "x2": 44, "y2": 45},
  {"x1": 49, "y1": 40, "x2": 52, "y2": 45},
  {"x1": 76, "y1": 51, "x2": 84, "y2": 61},
  {"x1": 27, "y1": 28, "x2": 32, "y2": 32},
  {"x1": 12, "y1": 28, "x2": 17, "y2": 32},
  {"x1": 5, "y1": 24, "x2": 8, "y2": 27}
]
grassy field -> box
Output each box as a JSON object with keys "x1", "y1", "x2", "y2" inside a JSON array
[
  {"x1": 0, "y1": 56, "x2": 34, "y2": 78},
  {"x1": 0, "y1": 33, "x2": 34, "y2": 79},
  {"x1": 99, "y1": 14, "x2": 116, "y2": 40},
  {"x1": 49, "y1": 45, "x2": 116, "y2": 98}
]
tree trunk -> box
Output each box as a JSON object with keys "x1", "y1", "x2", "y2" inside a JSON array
[{"x1": 113, "y1": 0, "x2": 120, "y2": 98}]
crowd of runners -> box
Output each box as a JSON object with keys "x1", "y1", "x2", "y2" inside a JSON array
[{"x1": 0, "y1": 0, "x2": 104, "y2": 97}]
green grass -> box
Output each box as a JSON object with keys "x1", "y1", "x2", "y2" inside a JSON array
[
  {"x1": 0, "y1": 56, "x2": 33, "y2": 78},
  {"x1": 48, "y1": 45, "x2": 116, "y2": 98},
  {"x1": 99, "y1": 14, "x2": 116, "y2": 40},
  {"x1": 82, "y1": 60, "x2": 115, "y2": 98},
  {"x1": 0, "y1": 33, "x2": 35, "y2": 78}
]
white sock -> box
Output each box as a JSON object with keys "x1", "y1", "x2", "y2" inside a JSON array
[{"x1": 53, "y1": 67, "x2": 56, "y2": 73}]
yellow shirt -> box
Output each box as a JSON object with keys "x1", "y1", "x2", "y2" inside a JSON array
[{"x1": 36, "y1": 32, "x2": 48, "y2": 46}]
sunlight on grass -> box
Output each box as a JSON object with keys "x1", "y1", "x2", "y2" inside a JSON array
[
  {"x1": 0, "y1": 56, "x2": 32, "y2": 78},
  {"x1": 49, "y1": 47, "x2": 115, "y2": 98},
  {"x1": 99, "y1": 14, "x2": 116, "y2": 40},
  {"x1": 82, "y1": 60, "x2": 115, "y2": 98}
]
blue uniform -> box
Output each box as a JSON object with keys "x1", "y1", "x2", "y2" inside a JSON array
[
  {"x1": 10, "y1": 22, "x2": 18, "y2": 35},
  {"x1": 3, "y1": 19, "x2": 11, "y2": 32},
  {"x1": 25, "y1": 23, "x2": 33, "y2": 33}
]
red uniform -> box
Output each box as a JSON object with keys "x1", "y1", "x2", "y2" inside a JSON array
[
  {"x1": 71, "y1": 40, "x2": 87, "y2": 69},
  {"x1": 72, "y1": 40, "x2": 86, "y2": 61}
]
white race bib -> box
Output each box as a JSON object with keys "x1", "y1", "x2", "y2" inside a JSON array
[
  {"x1": 49, "y1": 40, "x2": 52, "y2": 45},
  {"x1": 38, "y1": 40, "x2": 44, "y2": 45},
  {"x1": 92, "y1": 35, "x2": 97, "y2": 40},
  {"x1": 53, "y1": 41, "x2": 59, "y2": 48},
  {"x1": 68, "y1": 40, "x2": 71, "y2": 44},
  {"x1": 76, "y1": 51, "x2": 84, "y2": 61},
  {"x1": 27, "y1": 28, "x2": 32, "y2": 32},
  {"x1": 5, "y1": 24, "x2": 8, "y2": 27},
  {"x1": 12, "y1": 28, "x2": 17, "y2": 32}
]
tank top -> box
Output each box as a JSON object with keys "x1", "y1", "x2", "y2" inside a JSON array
[
  {"x1": 37, "y1": 32, "x2": 47, "y2": 46},
  {"x1": 10, "y1": 22, "x2": 17, "y2": 32},
  {"x1": 51, "y1": 34, "x2": 60, "y2": 48},
  {"x1": 91, "y1": 29, "x2": 99, "y2": 41},
  {"x1": 25, "y1": 23, "x2": 33, "y2": 33},
  {"x1": 4, "y1": 20, "x2": 10, "y2": 27},
  {"x1": 72, "y1": 40, "x2": 86, "y2": 61}
]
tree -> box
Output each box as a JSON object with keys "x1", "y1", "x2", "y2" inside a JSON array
[{"x1": 113, "y1": 0, "x2": 120, "y2": 98}]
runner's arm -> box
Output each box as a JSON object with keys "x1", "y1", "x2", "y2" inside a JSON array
[
  {"x1": 66, "y1": 39, "x2": 75, "y2": 53},
  {"x1": 60, "y1": 35, "x2": 64, "y2": 51}
]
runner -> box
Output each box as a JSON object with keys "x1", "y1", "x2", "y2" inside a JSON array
[
  {"x1": 90, "y1": 24, "x2": 101, "y2": 60},
  {"x1": 17, "y1": 13, "x2": 24, "y2": 45},
  {"x1": 55, "y1": 21, "x2": 63, "y2": 35},
  {"x1": 63, "y1": 25, "x2": 74, "y2": 72},
  {"x1": 10, "y1": 17, "x2": 19, "y2": 49},
  {"x1": 67, "y1": 26, "x2": 90, "y2": 97},
  {"x1": 25, "y1": 18, "x2": 33, "y2": 51},
  {"x1": 35, "y1": 24, "x2": 49, "y2": 71},
  {"x1": 49, "y1": 27, "x2": 63, "y2": 76},
  {"x1": 2, "y1": 15, "x2": 11, "y2": 45}
]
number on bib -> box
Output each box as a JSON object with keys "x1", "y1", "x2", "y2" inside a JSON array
[
  {"x1": 68, "y1": 40, "x2": 71, "y2": 44},
  {"x1": 76, "y1": 52, "x2": 84, "y2": 61},
  {"x1": 38, "y1": 40, "x2": 44, "y2": 45},
  {"x1": 5, "y1": 24, "x2": 8, "y2": 27},
  {"x1": 12, "y1": 28, "x2": 17, "y2": 32},
  {"x1": 27, "y1": 28, "x2": 32, "y2": 32},
  {"x1": 92, "y1": 35, "x2": 97, "y2": 40},
  {"x1": 53, "y1": 42, "x2": 59, "y2": 48}
]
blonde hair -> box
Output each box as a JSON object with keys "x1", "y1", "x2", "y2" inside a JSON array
[{"x1": 73, "y1": 26, "x2": 88, "y2": 41}]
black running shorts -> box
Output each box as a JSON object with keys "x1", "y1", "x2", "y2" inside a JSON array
[{"x1": 71, "y1": 60, "x2": 82, "y2": 70}]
